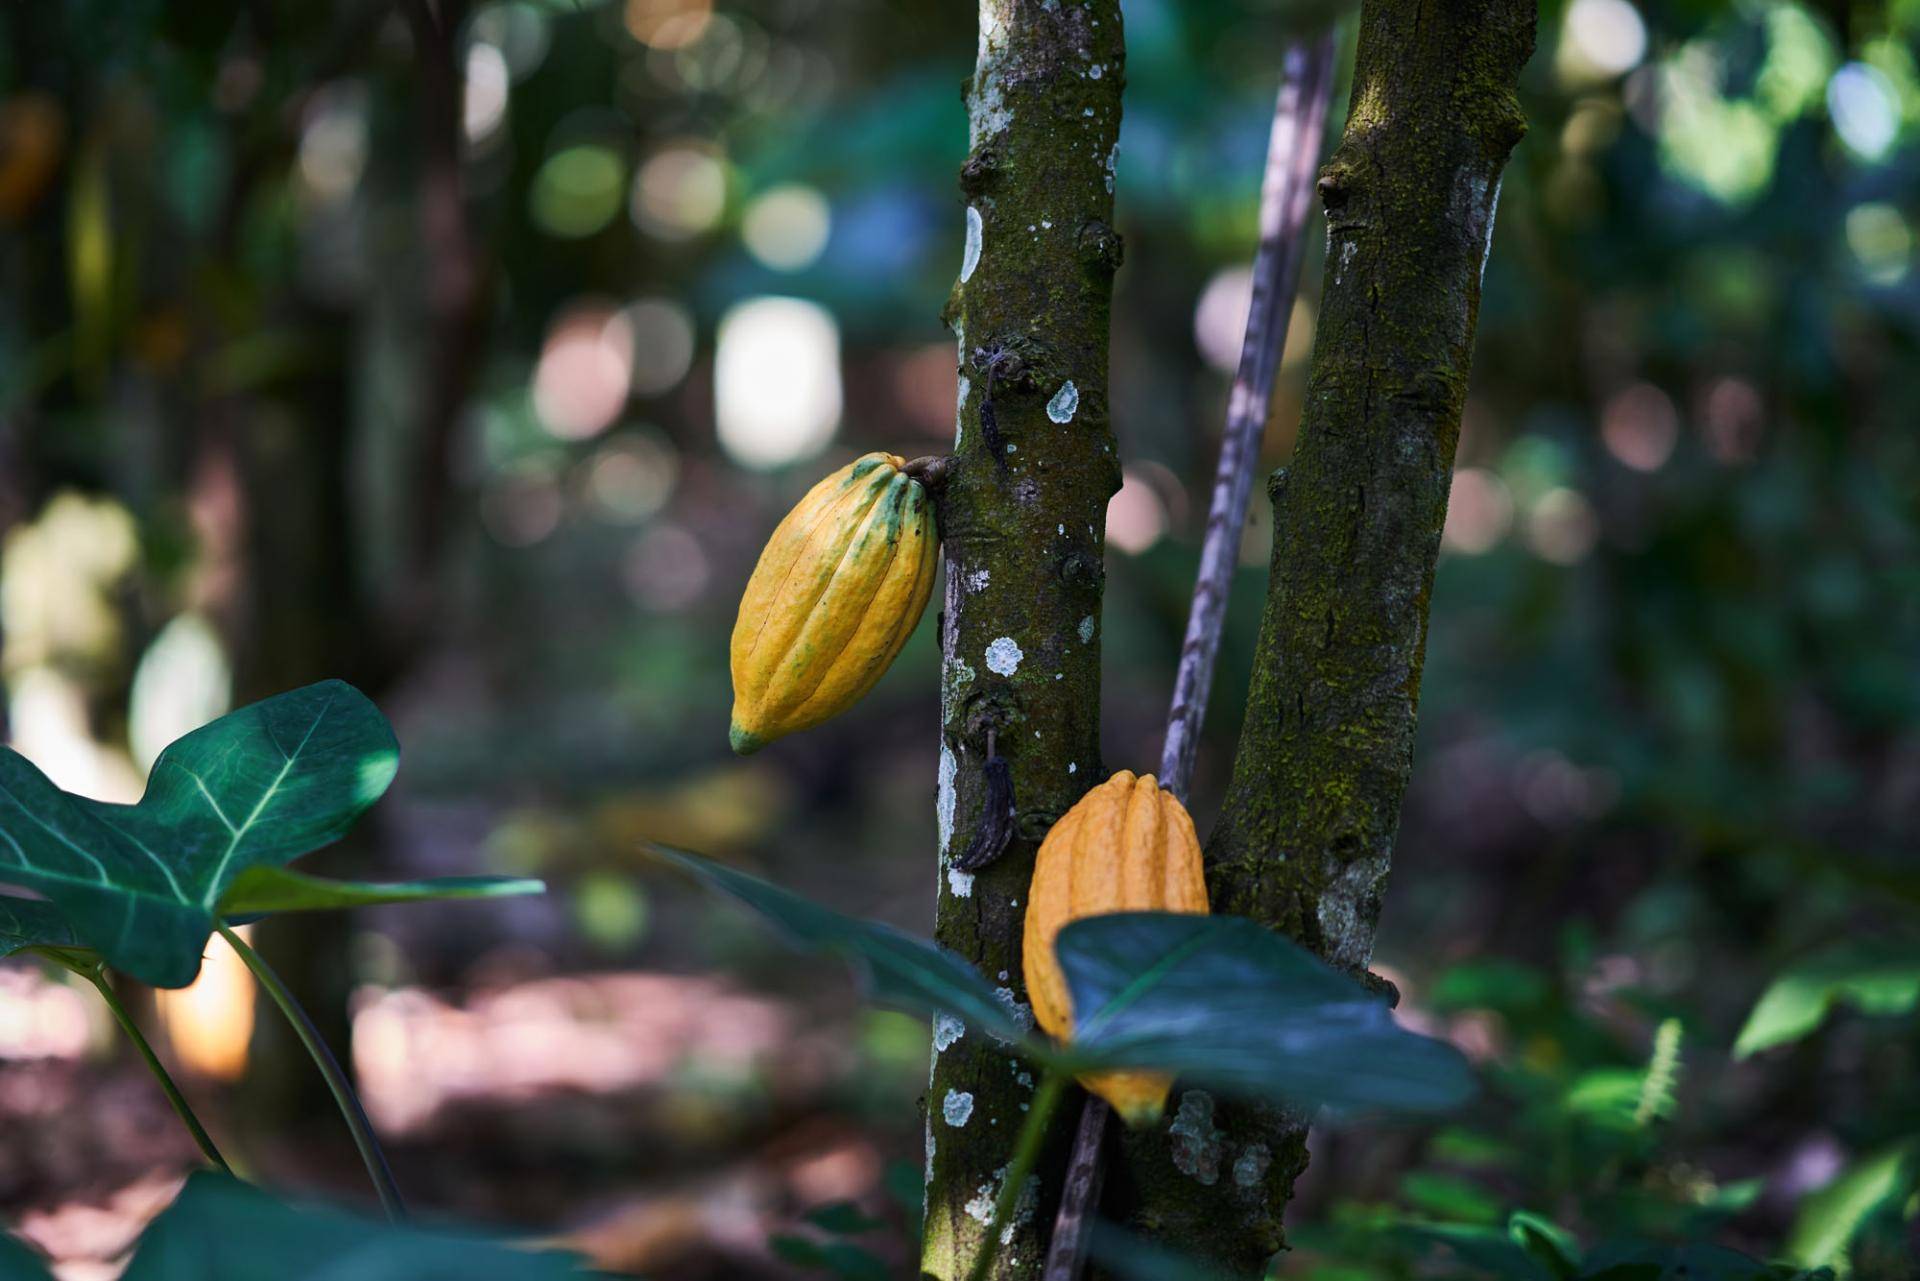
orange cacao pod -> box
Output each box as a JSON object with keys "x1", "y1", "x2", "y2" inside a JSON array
[
  {"x1": 728, "y1": 452, "x2": 938, "y2": 753},
  {"x1": 1023, "y1": 769, "x2": 1210, "y2": 1125}
]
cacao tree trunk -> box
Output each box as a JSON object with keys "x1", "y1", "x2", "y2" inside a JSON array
[
  {"x1": 921, "y1": 3, "x2": 1125, "y2": 1277},
  {"x1": 1108, "y1": 1, "x2": 1537, "y2": 1274}
]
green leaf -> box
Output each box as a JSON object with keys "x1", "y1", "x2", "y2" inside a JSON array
[
  {"x1": 1784, "y1": 1142, "x2": 1912, "y2": 1269},
  {"x1": 802, "y1": 1201, "x2": 888, "y2": 1236},
  {"x1": 1085, "y1": 1222, "x2": 1238, "y2": 1281},
  {"x1": 1054, "y1": 913, "x2": 1477, "y2": 1114},
  {"x1": 119, "y1": 1172, "x2": 589, "y2": 1280},
  {"x1": 0, "y1": 681, "x2": 398, "y2": 987},
  {"x1": 1507, "y1": 1211, "x2": 1580, "y2": 1281},
  {"x1": 1734, "y1": 940, "x2": 1920, "y2": 1058},
  {"x1": 0, "y1": 894, "x2": 79, "y2": 959},
  {"x1": 1581, "y1": 1239, "x2": 1828, "y2": 1280},
  {"x1": 218, "y1": 865, "x2": 545, "y2": 915},
  {"x1": 0, "y1": 1231, "x2": 51, "y2": 1281},
  {"x1": 1395, "y1": 1220, "x2": 1554, "y2": 1280},
  {"x1": 645, "y1": 844, "x2": 1032, "y2": 1046},
  {"x1": 768, "y1": 1236, "x2": 892, "y2": 1281}
]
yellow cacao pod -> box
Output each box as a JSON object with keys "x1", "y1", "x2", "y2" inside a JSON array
[
  {"x1": 729, "y1": 452, "x2": 938, "y2": 754},
  {"x1": 1023, "y1": 769, "x2": 1210, "y2": 1126}
]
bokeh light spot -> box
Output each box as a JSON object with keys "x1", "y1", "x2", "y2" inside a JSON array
[
  {"x1": 1559, "y1": 0, "x2": 1647, "y2": 81},
  {"x1": 531, "y1": 144, "x2": 627, "y2": 239},
  {"x1": 1107, "y1": 469, "x2": 1168, "y2": 555},
  {"x1": 632, "y1": 144, "x2": 727, "y2": 241},
  {"x1": 622, "y1": 297, "x2": 697, "y2": 396},
  {"x1": 533, "y1": 303, "x2": 634, "y2": 440},
  {"x1": 1442, "y1": 468, "x2": 1515, "y2": 555},
  {"x1": 713, "y1": 296, "x2": 841, "y2": 469},
  {"x1": 741, "y1": 184, "x2": 832, "y2": 272},
  {"x1": 1600, "y1": 383, "x2": 1679, "y2": 472}
]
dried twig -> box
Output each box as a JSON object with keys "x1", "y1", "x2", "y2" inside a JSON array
[{"x1": 1039, "y1": 28, "x2": 1339, "y2": 1281}]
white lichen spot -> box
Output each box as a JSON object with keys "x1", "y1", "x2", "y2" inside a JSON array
[
  {"x1": 1046, "y1": 380, "x2": 1079, "y2": 423},
  {"x1": 1057, "y1": 523, "x2": 1065, "y2": 534},
  {"x1": 943, "y1": 1089, "x2": 975, "y2": 1127},
  {"x1": 965, "y1": 567, "x2": 991, "y2": 593},
  {"x1": 998, "y1": 970, "x2": 1009, "y2": 981},
  {"x1": 1068, "y1": 762, "x2": 1077, "y2": 774},
  {"x1": 1168, "y1": 1091, "x2": 1225, "y2": 1186},
  {"x1": 937, "y1": 743, "x2": 958, "y2": 854},
  {"x1": 925, "y1": 1127, "x2": 937, "y2": 1182},
  {"x1": 1078, "y1": 615, "x2": 1096, "y2": 643},
  {"x1": 990, "y1": 987, "x2": 1035, "y2": 1041},
  {"x1": 985, "y1": 636, "x2": 1023, "y2": 676},
  {"x1": 1233, "y1": 1143, "x2": 1273, "y2": 1188},
  {"x1": 1089, "y1": 63, "x2": 1103, "y2": 79},
  {"x1": 1041, "y1": 218, "x2": 1052, "y2": 229},
  {"x1": 961, "y1": 206, "x2": 984, "y2": 283},
  {"x1": 1015, "y1": 1070, "x2": 1034, "y2": 1090},
  {"x1": 934, "y1": 1013, "x2": 966, "y2": 1052},
  {"x1": 963, "y1": 1169, "x2": 1002, "y2": 1224},
  {"x1": 948, "y1": 865, "x2": 975, "y2": 898}
]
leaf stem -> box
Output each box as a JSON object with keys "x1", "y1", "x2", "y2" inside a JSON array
[
  {"x1": 217, "y1": 923, "x2": 406, "y2": 1221},
  {"x1": 967, "y1": 1071, "x2": 1067, "y2": 1281},
  {"x1": 81, "y1": 966, "x2": 233, "y2": 1176}
]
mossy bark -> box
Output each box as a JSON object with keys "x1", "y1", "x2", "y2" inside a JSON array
[
  {"x1": 921, "y1": 3, "x2": 1124, "y2": 1278},
  {"x1": 1108, "y1": 1, "x2": 1536, "y2": 1274}
]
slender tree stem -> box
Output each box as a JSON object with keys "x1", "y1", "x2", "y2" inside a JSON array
[
  {"x1": 1158, "y1": 28, "x2": 1339, "y2": 807},
  {"x1": 83, "y1": 967, "x2": 233, "y2": 1176},
  {"x1": 968, "y1": 1072, "x2": 1068, "y2": 1281},
  {"x1": 218, "y1": 923, "x2": 406, "y2": 1221},
  {"x1": 1041, "y1": 29, "x2": 1340, "y2": 1281}
]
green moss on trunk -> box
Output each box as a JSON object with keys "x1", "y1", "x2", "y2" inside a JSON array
[
  {"x1": 921, "y1": 3, "x2": 1125, "y2": 1278},
  {"x1": 1109, "y1": 1, "x2": 1536, "y2": 1274}
]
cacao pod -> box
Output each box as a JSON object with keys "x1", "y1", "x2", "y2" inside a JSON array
[
  {"x1": 1023, "y1": 769, "x2": 1210, "y2": 1126},
  {"x1": 729, "y1": 452, "x2": 938, "y2": 754}
]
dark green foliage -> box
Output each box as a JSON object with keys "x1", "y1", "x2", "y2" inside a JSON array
[
  {"x1": 653, "y1": 845, "x2": 1475, "y2": 1114},
  {"x1": 0, "y1": 682, "x2": 538, "y2": 986}
]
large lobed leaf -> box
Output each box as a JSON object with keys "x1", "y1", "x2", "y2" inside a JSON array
[
  {"x1": 0, "y1": 895, "x2": 77, "y2": 960},
  {"x1": 647, "y1": 844, "x2": 1031, "y2": 1044},
  {"x1": 0, "y1": 682, "x2": 539, "y2": 987},
  {"x1": 652, "y1": 846, "x2": 1476, "y2": 1117},
  {"x1": 123, "y1": 1173, "x2": 586, "y2": 1280},
  {"x1": 1056, "y1": 912, "x2": 1476, "y2": 1115}
]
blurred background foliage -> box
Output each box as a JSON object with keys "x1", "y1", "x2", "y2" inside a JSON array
[{"x1": 1, "y1": 0, "x2": 1918, "y2": 1276}]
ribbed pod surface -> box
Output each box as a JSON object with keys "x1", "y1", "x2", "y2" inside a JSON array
[
  {"x1": 729, "y1": 453, "x2": 938, "y2": 753},
  {"x1": 1023, "y1": 769, "x2": 1210, "y2": 1125}
]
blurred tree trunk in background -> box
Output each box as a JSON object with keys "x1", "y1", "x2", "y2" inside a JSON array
[
  {"x1": 1108, "y1": 1, "x2": 1537, "y2": 1274},
  {"x1": 222, "y1": 0, "x2": 481, "y2": 1156},
  {"x1": 921, "y1": 2, "x2": 1125, "y2": 1277}
]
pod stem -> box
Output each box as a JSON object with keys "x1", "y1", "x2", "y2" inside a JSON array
[{"x1": 901, "y1": 454, "x2": 953, "y2": 490}]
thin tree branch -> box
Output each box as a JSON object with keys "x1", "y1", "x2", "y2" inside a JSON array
[
  {"x1": 1159, "y1": 29, "x2": 1338, "y2": 806},
  {"x1": 1040, "y1": 30, "x2": 1339, "y2": 1281}
]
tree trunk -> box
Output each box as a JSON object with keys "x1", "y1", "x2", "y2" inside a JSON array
[
  {"x1": 1110, "y1": 1, "x2": 1536, "y2": 1273},
  {"x1": 921, "y1": 3, "x2": 1125, "y2": 1277}
]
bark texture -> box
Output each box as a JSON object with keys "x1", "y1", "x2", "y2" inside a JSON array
[
  {"x1": 1109, "y1": 1, "x2": 1536, "y2": 1274},
  {"x1": 921, "y1": 3, "x2": 1125, "y2": 1278}
]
